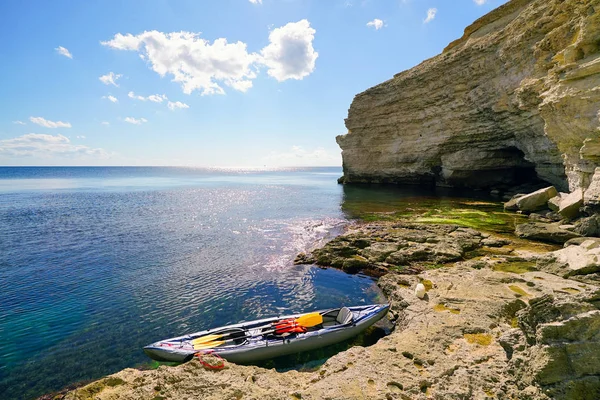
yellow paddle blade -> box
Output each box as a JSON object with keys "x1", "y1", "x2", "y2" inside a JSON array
[
  {"x1": 296, "y1": 312, "x2": 323, "y2": 327},
  {"x1": 191, "y1": 334, "x2": 224, "y2": 345},
  {"x1": 193, "y1": 340, "x2": 225, "y2": 350}
]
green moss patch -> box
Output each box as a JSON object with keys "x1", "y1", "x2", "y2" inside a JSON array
[
  {"x1": 464, "y1": 333, "x2": 493, "y2": 346},
  {"x1": 508, "y1": 285, "x2": 530, "y2": 297},
  {"x1": 433, "y1": 304, "x2": 461, "y2": 314},
  {"x1": 492, "y1": 262, "x2": 538, "y2": 274}
]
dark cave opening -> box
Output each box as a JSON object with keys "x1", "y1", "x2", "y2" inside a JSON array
[{"x1": 438, "y1": 146, "x2": 549, "y2": 191}]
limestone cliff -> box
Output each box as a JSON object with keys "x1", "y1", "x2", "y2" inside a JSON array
[{"x1": 337, "y1": 0, "x2": 600, "y2": 195}]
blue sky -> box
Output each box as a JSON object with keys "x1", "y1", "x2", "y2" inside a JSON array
[{"x1": 0, "y1": 0, "x2": 508, "y2": 167}]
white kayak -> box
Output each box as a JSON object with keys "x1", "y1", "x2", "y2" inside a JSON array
[{"x1": 143, "y1": 304, "x2": 389, "y2": 363}]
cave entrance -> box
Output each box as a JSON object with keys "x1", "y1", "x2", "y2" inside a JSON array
[{"x1": 439, "y1": 146, "x2": 546, "y2": 190}]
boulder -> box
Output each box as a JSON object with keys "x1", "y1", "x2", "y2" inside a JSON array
[
  {"x1": 558, "y1": 189, "x2": 583, "y2": 219},
  {"x1": 584, "y1": 167, "x2": 600, "y2": 206},
  {"x1": 504, "y1": 194, "x2": 525, "y2": 211},
  {"x1": 575, "y1": 215, "x2": 600, "y2": 237},
  {"x1": 548, "y1": 195, "x2": 562, "y2": 212},
  {"x1": 538, "y1": 239, "x2": 600, "y2": 278},
  {"x1": 515, "y1": 222, "x2": 581, "y2": 244},
  {"x1": 516, "y1": 187, "x2": 558, "y2": 212}
]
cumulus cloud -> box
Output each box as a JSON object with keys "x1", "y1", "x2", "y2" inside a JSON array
[
  {"x1": 124, "y1": 117, "x2": 148, "y2": 125},
  {"x1": 55, "y1": 46, "x2": 73, "y2": 59},
  {"x1": 99, "y1": 72, "x2": 122, "y2": 86},
  {"x1": 424, "y1": 8, "x2": 437, "y2": 23},
  {"x1": 0, "y1": 133, "x2": 108, "y2": 159},
  {"x1": 101, "y1": 20, "x2": 318, "y2": 95},
  {"x1": 128, "y1": 91, "x2": 167, "y2": 103},
  {"x1": 473, "y1": 0, "x2": 488, "y2": 4},
  {"x1": 76, "y1": 135, "x2": 86, "y2": 139},
  {"x1": 102, "y1": 32, "x2": 257, "y2": 95},
  {"x1": 13, "y1": 121, "x2": 26, "y2": 125},
  {"x1": 262, "y1": 146, "x2": 340, "y2": 166},
  {"x1": 260, "y1": 20, "x2": 318, "y2": 82},
  {"x1": 366, "y1": 19, "x2": 384, "y2": 30},
  {"x1": 249, "y1": 0, "x2": 262, "y2": 4},
  {"x1": 102, "y1": 95, "x2": 118, "y2": 103},
  {"x1": 29, "y1": 116, "x2": 72, "y2": 128}
]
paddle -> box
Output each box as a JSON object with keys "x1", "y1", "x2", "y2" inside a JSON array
[{"x1": 191, "y1": 312, "x2": 323, "y2": 349}]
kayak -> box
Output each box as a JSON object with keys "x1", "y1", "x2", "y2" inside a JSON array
[{"x1": 143, "y1": 304, "x2": 389, "y2": 363}]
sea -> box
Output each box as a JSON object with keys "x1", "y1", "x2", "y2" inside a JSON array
[{"x1": 0, "y1": 166, "x2": 391, "y2": 399}]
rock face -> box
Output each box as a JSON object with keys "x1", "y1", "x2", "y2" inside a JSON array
[{"x1": 337, "y1": 0, "x2": 600, "y2": 195}]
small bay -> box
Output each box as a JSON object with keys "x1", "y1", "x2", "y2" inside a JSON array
[
  {"x1": 0, "y1": 167, "x2": 508, "y2": 399},
  {"x1": 0, "y1": 167, "x2": 380, "y2": 399}
]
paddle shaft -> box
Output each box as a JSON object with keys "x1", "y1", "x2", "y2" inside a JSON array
[
  {"x1": 192, "y1": 313, "x2": 322, "y2": 345},
  {"x1": 193, "y1": 324, "x2": 310, "y2": 350}
]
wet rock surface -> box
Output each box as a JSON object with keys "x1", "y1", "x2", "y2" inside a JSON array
[{"x1": 294, "y1": 223, "x2": 484, "y2": 276}]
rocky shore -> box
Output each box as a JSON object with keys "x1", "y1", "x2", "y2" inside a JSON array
[{"x1": 57, "y1": 202, "x2": 599, "y2": 399}]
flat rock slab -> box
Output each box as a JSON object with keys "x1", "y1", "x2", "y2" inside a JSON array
[{"x1": 516, "y1": 222, "x2": 581, "y2": 244}]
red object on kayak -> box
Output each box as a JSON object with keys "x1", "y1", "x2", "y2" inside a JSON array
[{"x1": 274, "y1": 319, "x2": 307, "y2": 334}]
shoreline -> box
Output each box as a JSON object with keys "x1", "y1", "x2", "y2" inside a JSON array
[{"x1": 53, "y1": 207, "x2": 600, "y2": 399}]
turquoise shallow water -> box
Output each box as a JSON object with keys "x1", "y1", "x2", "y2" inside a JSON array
[{"x1": 0, "y1": 167, "x2": 383, "y2": 399}]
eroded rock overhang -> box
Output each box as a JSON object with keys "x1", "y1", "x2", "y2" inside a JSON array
[{"x1": 337, "y1": 0, "x2": 600, "y2": 196}]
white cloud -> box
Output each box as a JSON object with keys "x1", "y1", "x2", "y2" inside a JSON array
[
  {"x1": 55, "y1": 46, "x2": 73, "y2": 59},
  {"x1": 260, "y1": 20, "x2": 318, "y2": 82},
  {"x1": 424, "y1": 8, "x2": 437, "y2": 23},
  {"x1": 29, "y1": 116, "x2": 72, "y2": 128},
  {"x1": 101, "y1": 121, "x2": 110, "y2": 126},
  {"x1": 99, "y1": 72, "x2": 122, "y2": 86},
  {"x1": 128, "y1": 91, "x2": 167, "y2": 103},
  {"x1": 13, "y1": 121, "x2": 26, "y2": 125},
  {"x1": 124, "y1": 117, "x2": 148, "y2": 125},
  {"x1": 147, "y1": 94, "x2": 167, "y2": 103},
  {"x1": 102, "y1": 95, "x2": 118, "y2": 103},
  {"x1": 249, "y1": 0, "x2": 262, "y2": 3},
  {"x1": 366, "y1": 19, "x2": 384, "y2": 30},
  {"x1": 102, "y1": 32, "x2": 257, "y2": 95},
  {"x1": 473, "y1": 0, "x2": 488, "y2": 4},
  {"x1": 101, "y1": 20, "x2": 318, "y2": 94},
  {"x1": 262, "y1": 146, "x2": 340, "y2": 166},
  {"x1": 76, "y1": 135, "x2": 86, "y2": 139},
  {"x1": 0, "y1": 133, "x2": 108, "y2": 159},
  {"x1": 167, "y1": 101, "x2": 190, "y2": 110}
]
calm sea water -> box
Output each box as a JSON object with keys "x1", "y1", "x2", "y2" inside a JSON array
[{"x1": 0, "y1": 167, "x2": 385, "y2": 399}]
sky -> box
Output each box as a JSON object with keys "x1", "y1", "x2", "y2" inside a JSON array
[{"x1": 0, "y1": 0, "x2": 509, "y2": 167}]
